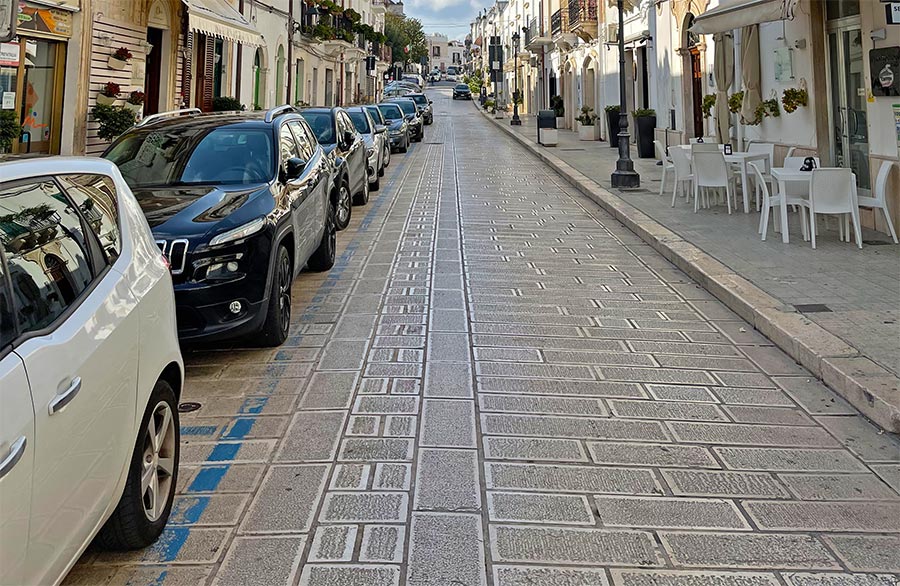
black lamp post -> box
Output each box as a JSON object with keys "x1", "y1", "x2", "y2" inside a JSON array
[
  {"x1": 610, "y1": 0, "x2": 640, "y2": 188},
  {"x1": 510, "y1": 30, "x2": 522, "y2": 126}
]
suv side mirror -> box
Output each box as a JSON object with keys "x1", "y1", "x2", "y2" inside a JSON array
[
  {"x1": 429, "y1": 100, "x2": 433, "y2": 105},
  {"x1": 375, "y1": 124, "x2": 387, "y2": 134},
  {"x1": 284, "y1": 157, "x2": 306, "y2": 181}
]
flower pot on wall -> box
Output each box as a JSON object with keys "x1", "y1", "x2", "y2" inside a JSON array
[
  {"x1": 635, "y1": 115, "x2": 656, "y2": 158},
  {"x1": 125, "y1": 103, "x2": 143, "y2": 115},
  {"x1": 108, "y1": 56, "x2": 128, "y2": 70},
  {"x1": 96, "y1": 94, "x2": 117, "y2": 105}
]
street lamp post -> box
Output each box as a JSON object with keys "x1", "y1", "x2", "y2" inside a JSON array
[
  {"x1": 610, "y1": 0, "x2": 640, "y2": 188},
  {"x1": 510, "y1": 31, "x2": 522, "y2": 126}
]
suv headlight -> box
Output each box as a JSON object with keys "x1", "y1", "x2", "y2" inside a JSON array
[{"x1": 209, "y1": 217, "x2": 266, "y2": 247}]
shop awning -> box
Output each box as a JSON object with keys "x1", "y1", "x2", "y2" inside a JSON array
[
  {"x1": 690, "y1": 0, "x2": 799, "y2": 34},
  {"x1": 25, "y1": 0, "x2": 80, "y2": 12},
  {"x1": 183, "y1": 0, "x2": 262, "y2": 46}
]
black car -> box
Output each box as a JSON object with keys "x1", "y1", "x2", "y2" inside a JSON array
[
  {"x1": 406, "y1": 93, "x2": 434, "y2": 125},
  {"x1": 365, "y1": 104, "x2": 392, "y2": 171},
  {"x1": 386, "y1": 98, "x2": 424, "y2": 142},
  {"x1": 453, "y1": 83, "x2": 472, "y2": 100},
  {"x1": 301, "y1": 107, "x2": 369, "y2": 231},
  {"x1": 104, "y1": 106, "x2": 336, "y2": 346},
  {"x1": 377, "y1": 103, "x2": 411, "y2": 153}
]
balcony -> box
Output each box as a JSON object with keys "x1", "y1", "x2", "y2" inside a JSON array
[
  {"x1": 524, "y1": 16, "x2": 552, "y2": 51},
  {"x1": 568, "y1": 0, "x2": 598, "y2": 41},
  {"x1": 550, "y1": 4, "x2": 578, "y2": 49}
]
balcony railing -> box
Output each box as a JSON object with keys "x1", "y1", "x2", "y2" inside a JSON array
[
  {"x1": 550, "y1": 8, "x2": 568, "y2": 37},
  {"x1": 568, "y1": 0, "x2": 598, "y2": 40}
]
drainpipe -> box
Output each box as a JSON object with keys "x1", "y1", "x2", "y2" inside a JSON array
[
  {"x1": 287, "y1": 0, "x2": 293, "y2": 104},
  {"x1": 236, "y1": 0, "x2": 244, "y2": 99}
]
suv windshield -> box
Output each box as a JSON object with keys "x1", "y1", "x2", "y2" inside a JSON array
[
  {"x1": 408, "y1": 95, "x2": 428, "y2": 107},
  {"x1": 378, "y1": 104, "x2": 404, "y2": 120},
  {"x1": 347, "y1": 111, "x2": 371, "y2": 134},
  {"x1": 300, "y1": 111, "x2": 336, "y2": 144},
  {"x1": 455, "y1": 84, "x2": 469, "y2": 90},
  {"x1": 392, "y1": 100, "x2": 417, "y2": 116},
  {"x1": 365, "y1": 106, "x2": 384, "y2": 124},
  {"x1": 105, "y1": 126, "x2": 275, "y2": 187}
]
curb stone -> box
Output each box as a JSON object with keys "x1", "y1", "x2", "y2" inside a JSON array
[{"x1": 476, "y1": 105, "x2": 900, "y2": 434}]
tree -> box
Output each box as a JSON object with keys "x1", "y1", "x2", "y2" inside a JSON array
[{"x1": 384, "y1": 13, "x2": 427, "y2": 66}]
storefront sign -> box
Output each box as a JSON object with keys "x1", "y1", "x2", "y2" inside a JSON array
[
  {"x1": 0, "y1": 40, "x2": 18, "y2": 65},
  {"x1": 17, "y1": 2, "x2": 72, "y2": 38},
  {"x1": 870, "y1": 46, "x2": 900, "y2": 97},
  {"x1": 1, "y1": 91, "x2": 15, "y2": 109},
  {"x1": 887, "y1": 3, "x2": 900, "y2": 25}
]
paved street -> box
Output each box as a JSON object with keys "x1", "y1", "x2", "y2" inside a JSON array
[{"x1": 66, "y1": 87, "x2": 900, "y2": 586}]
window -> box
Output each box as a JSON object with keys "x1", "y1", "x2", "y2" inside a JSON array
[
  {"x1": 0, "y1": 180, "x2": 95, "y2": 336},
  {"x1": 378, "y1": 103, "x2": 403, "y2": 120},
  {"x1": 58, "y1": 174, "x2": 121, "y2": 264},
  {"x1": 432, "y1": 46, "x2": 441, "y2": 57},
  {"x1": 0, "y1": 254, "x2": 13, "y2": 348},
  {"x1": 279, "y1": 125, "x2": 299, "y2": 163},
  {"x1": 347, "y1": 110, "x2": 371, "y2": 134},
  {"x1": 287, "y1": 121, "x2": 315, "y2": 159},
  {"x1": 106, "y1": 127, "x2": 275, "y2": 186},
  {"x1": 300, "y1": 111, "x2": 336, "y2": 144}
]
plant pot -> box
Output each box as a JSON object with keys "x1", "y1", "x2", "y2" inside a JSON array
[
  {"x1": 96, "y1": 94, "x2": 117, "y2": 106},
  {"x1": 578, "y1": 123, "x2": 595, "y2": 141},
  {"x1": 606, "y1": 110, "x2": 620, "y2": 147},
  {"x1": 635, "y1": 115, "x2": 656, "y2": 158},
  {"x1": 555, "y1": 116, "x2": 566, "y2": 130},
  {"x1": 593, "y1": 122, "x2": 602, "y2": 141},
  {"x1": 125, "y1": 103, "x2": 143, "y2": 115},
  {"x1": 108, "y1": 56, "x2": 128, "y2": 70}
]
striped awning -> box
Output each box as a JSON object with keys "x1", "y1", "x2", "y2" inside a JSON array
[
  {"x1": 690, "y1": 0, "x2": 799, "y2": 34},
  {"x1": 183, "y1": 0, "x2": 262, "y2": 46}
]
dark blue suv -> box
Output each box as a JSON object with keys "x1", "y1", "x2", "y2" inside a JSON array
[{"x1": 104, "y1": 106, "x2": 336, "y2": 346}]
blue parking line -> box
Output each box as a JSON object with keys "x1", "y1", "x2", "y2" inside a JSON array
[{"x1": 187, "y1": 465, "x2": 230, "y2": 492}]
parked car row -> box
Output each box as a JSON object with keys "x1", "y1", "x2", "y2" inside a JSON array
[{"x1": 0, "y1": 93, "x2": 431, "y2": 584}]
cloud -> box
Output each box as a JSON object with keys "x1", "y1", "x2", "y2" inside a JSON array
[{"x1": 403, "y1": 0, "x2": 494, "y2": 37}]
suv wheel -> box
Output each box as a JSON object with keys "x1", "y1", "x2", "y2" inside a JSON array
[
  {"x1": 94, "y1": 380, "x2": 179, "y2": 550},
  {"x1": 259, "y1": 245, "x2": 292, "y2": 346},
  {"x1": 400, "y1": 134, "x2": 409, "y2": 153},
  {"x1": 383, "y1": 145, "x2": 391, "y2": 170},
  {"x1": 308, "y1": 204, "x2": 336, "y2": 272},
  {"x1": 334, "y1": 181, "x2": 352, "y2": 230}
]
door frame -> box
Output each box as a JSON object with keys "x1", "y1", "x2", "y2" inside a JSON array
[{"x1": 7, "y1": 36, "x2": 66, "y2": 155}]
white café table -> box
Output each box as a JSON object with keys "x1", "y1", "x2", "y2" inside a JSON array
[
  {"x1": 769, "y1": 167, "x2": 814, "y2": 244},
  {"x1": 673, "y1": 145, "x2": 771, "y2": 214}
]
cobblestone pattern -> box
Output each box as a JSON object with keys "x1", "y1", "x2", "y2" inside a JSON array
[{"x1": 65, "y1": 90, "x2": 900, "y2": 586}]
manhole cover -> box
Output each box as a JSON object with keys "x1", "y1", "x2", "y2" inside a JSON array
[
  {"x1": 794, "y1": 304, "x2": 832, "y2": 313},
  {"x1": 178, "y1": 402, "x2": 202, "y2": 413}
]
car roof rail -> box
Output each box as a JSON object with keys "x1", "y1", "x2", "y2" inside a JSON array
[
  {"x1": 265, "y1": 104, "x2": 297, "y2": 123},
  {"x1": 137, "y1": 108, "x2": 202, "y2": 127}
]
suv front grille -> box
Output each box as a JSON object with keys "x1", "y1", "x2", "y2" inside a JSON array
[{"x1": 156, "y1": 239, "x2": 189, "y2": 275}]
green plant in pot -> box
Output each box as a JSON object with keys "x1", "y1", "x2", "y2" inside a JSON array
[
  {"x1": 108, "y1": 46, "x2": 132, "y2": 70},
  {"x1": 97, "y1": 81, "x2": 120, "y2": 106},
  {"x1": 701, "y1": 94, "x2": 716, "y2": 119},
  {"x1": 0, "y1": 109, "x2": 22, "y2": 154},
  {"x1": 576, "y1": 106, "x2": 599, "y2": 140},
  {"x1": 632, "y1": 108, "x2": 656, "y2": 158},
  {"x1": 727, "y1": 91, "x2": 743, "y2": 114},
  {"x1": 91, "y1": 103, "x2": 137, "y2": 142},
  {"x1": 781, "y1": 87, "x2": 808, "y2": 113},
  {"x1": 605, "y1": 104, "x2": 621, "y2": 147},
  {"x1": 550, "y1": 95, "x2": 564, "y2": 121},
  {"x1": 212, "y1": 96, "x2": 245, "y2": 111}
]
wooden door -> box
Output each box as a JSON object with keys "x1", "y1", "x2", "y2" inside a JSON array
[{"x1": 690, "y1": 47, "x2": 703, "y2": 137}]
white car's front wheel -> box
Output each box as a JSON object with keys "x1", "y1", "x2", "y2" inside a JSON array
[{"x1": 95, "y1": 380, "x2": 179, "y2": 550}]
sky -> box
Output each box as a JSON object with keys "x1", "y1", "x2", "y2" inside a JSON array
[{"x1": 403, "y1": 0, "x2": 493, "y2": 40}]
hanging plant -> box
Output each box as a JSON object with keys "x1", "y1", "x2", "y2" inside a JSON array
[
  {"x1": 728, "y1": 91, "x2": 743, "y2": 114},
  {"x1": 126, "y1": 90, "x2": 145, "y2": 105},
  {"x1": 113, "y1": 47, "x2": 133, "y2": 61},
  {"x1": 108, "y1": 47, "x2": 133, "y2": 70},
  {"x1": 753, "y1": 98, "x2": 780, "y2": 122},
  {"x1": 96, "y1": 81, "x2": 121, "y2": 105},
  {"x1": 782, "y1": 87, "x2": 808, "y2": 113},
  {"x1": 701, "y1": 93, "x2": 716, "y2": 118}
]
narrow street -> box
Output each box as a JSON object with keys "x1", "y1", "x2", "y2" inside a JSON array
[{"x1": 67, "y1": 87, "x2": 900, "y2": 586}]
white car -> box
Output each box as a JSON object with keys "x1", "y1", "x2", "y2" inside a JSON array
[{"x1": 0, "y1": 158, "x2": 183, "y2": 585}]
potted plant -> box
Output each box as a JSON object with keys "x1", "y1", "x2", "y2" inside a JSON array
[
  {"x1": 0, "y1": 109, "x2": 22, "y2": 154},
  {"x1": 91, "y1": 103, "x2": 137, "y2": 142},
  {"x1": 632, "y1": 108, "x2": 656, "y2": 158},
  {"x1": 125, "y1": 90, "x2": 145, "y2": 115},
  {"x1": 212, "y1": 96, "x2": 245, "y2": 111},
  {"x1": 550, "y1": 95, "x2": 564, "y2": 128},
  {"x1": 605, "y1": 104, "x2": 620, "y2": 148},
  {"x1": 576, "y1": 106, "x2": 599, "y2": 140},
  {"x1": 701, "y1": 94, "x2": 716, "y2": 119},
  {"x1": 728, "y1": 91, "x2": 743, "y2": 114},
  {"x1": 108, "y1": 47, "x2": 133, "y2": 70},
  {"x1": 782, "y1": 87, "x2": 808, "y2": 114},
  {"x1": 97, "y1": 81, "x2": 120, "y2": 105}
]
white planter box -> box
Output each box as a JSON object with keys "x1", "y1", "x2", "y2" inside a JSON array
[
  {"x1": 108, "y1": 56, "x2": 128, "y2": 70},
  {"x1": 125, "y1": 103, "x2": 143, "y2": 115},
  {"x1": 556, "y1": 116, "x2": 566, "y2": 130},
  {"x1": 539, "y1": 128, "x2": 558, "y2": 146},
  {"x1": 96, "y1": 94, "x2": 117, "y2": 106},
  {"x1": 578, "y1": 124, "x2": 597, "y2": 140}
]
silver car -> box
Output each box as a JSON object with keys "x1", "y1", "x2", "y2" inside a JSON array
[{"x1": 346, "y1": 106, "x2": 387, "y2": 192}]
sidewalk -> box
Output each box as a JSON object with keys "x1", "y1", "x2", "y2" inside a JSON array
[{"x1": 481, "y1": 108, "x2": 900, "y2": 432}]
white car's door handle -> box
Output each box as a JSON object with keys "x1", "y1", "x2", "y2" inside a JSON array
[
  {"x1": 0, "y1": 436, "x2": 26, "y2": 480},
  {"x1": 49, "y1": 377, "x2": 82, "y2": 415}
]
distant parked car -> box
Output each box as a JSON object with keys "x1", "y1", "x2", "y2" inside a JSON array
[
  {"x1": 406, "y1": 93, "x2": 434, "y2": 125},
  {"x1": 386, "y1": 97, "x2": 424, "y2": 142},
  {"x1": 105, "y1": 106, "x2": 336, "y2": 346},
  {"x1": 453, "y1": 83, "x2": 472, "y2": 100},
  {"x1": 365, "y1": 104, "x2": 392, "y2": 171},
  {"x1": 346, "y1": 106, "x2": 387, "y2": 191},
  {"x1": 0, "y1": 157, "x2": 183, "y2": 585},
  {"x1": 377, "y1": 103, "x2": 410, "y2": 153},
  {"x1": 301, "y1": 106, "x2": 370, "y2": 231}
]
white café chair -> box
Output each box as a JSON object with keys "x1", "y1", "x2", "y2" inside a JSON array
[
  {"x1": 655, "y1": 140, "x2": 675, "y2": 197},
  {"x1": 751, "y1": 161, "x2": 809, "y2": 242},
  {"x1": 693, "y1": 151, "x2": 736, "y2": 213},
  {"x1": 856, "y1": 160, "x2": 898, "y2": 244},
  {"x1": 669, "y1": 146, "x2": 694, "y2": 207},
  {"x1": 746, "y1": 142, "x2": 775, "y2": 210},
  {"x1": 808, "y1": 168, "x2": 862, "y2": 249},
  {"x1": 691, "y1": 143, "x2": 720, "y2": 153}
]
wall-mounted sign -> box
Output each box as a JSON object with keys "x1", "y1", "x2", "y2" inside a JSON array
[
  {"x1": 17, "y1": 2, "x2": 72, "y2": 38},
  {"x1": 0, "y1": 40, "x2": 18, "y2": 65},
  {"x1": 774, "y1": 47, "x2": 793, "y2": 82},
  {"x1": 887, "y1": 3, "x2": 900, "y2": 25},
  {"x1": 870, "y1": 46, "x2": 900, "y2": 96}
]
